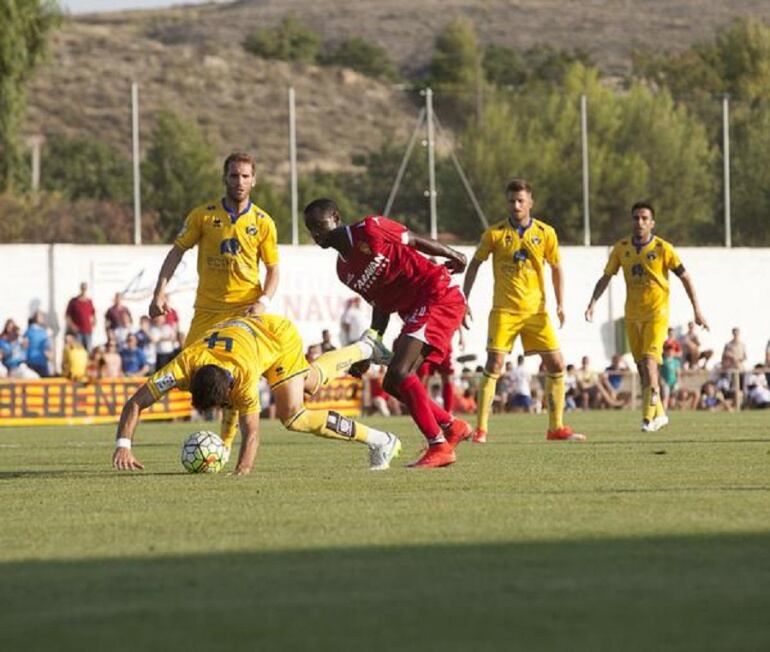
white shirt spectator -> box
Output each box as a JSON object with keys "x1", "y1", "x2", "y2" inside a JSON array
[{"x1": 340, "y1": 297, "x2": 367, "y2": 346}]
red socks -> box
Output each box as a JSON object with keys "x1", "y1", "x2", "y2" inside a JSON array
[{"x1": 398, "y1": 375, "x2": 445, "y2": 441}]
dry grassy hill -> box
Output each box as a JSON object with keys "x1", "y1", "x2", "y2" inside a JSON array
[{"x1": 24, "y1": 0, "x2": 770, "y2": 180}]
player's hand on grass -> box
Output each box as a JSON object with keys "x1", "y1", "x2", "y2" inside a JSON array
[
  {"x1": 444, "y1": 250, "x2": 467, "y2": 274},
  {"x1": 149, "y1": 293, "x2": 168, "y2": 319},
  {"x1": 112, "y1": 448, "x2": 144, "y2": 471}
]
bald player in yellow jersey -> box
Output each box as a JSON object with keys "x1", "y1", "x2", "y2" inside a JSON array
[
  {"x1": 463, "y1": 179, "x2": 585, "y2": 443},
  {"x1": 585, "y1": 201, "x2": 709, "y2": 432},
  {"x1": 111, "y1": 315, "x2": 401, "y2": 474}
]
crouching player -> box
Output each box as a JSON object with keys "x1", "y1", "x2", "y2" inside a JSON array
[{"x1": 112, "y1": 314, "x2": 400, "y2": 474}]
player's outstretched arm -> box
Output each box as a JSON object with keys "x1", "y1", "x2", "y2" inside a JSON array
[
  {"x1": 112, "y1": 384, "x2": 157, "y2": 470},
  {"x1": 585, "y1": 274, "x2": 612, "y2": 322},
  {"x1": 149, "y1": 244, "x2": 185, "y2": 318},
  {"x1": 408, "y1": 234, "x2": 467, "y2": 274},
  {"x1": 677, "y1": 271, "x2": 709, "y2": 331},
  {"x1": 233, "y1": 412, "x2": 261, "y2": 476}
]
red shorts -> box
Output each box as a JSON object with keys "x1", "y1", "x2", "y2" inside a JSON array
[
  {"x1": 417, "y1": 350, "x2": 454, "y2": 378},
  {"x1": 398, "y1": 285, "x2": 465, "y2": 366}
]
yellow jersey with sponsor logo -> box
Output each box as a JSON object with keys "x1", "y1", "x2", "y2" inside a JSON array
[
  {"x1": 474, "y1": 218, "x2": 560, "y2": 314},
  {"x1": 604, "y1": 235, "x2": 682, "y2": 321},
  {"x1": 175, "y1": 199, "x2": 279, "y2": 311},
  {"x1": 146, "y1": 316, "x2": 284, "y2": 415}
]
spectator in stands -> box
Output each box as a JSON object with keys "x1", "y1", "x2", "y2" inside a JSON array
[
  {"x1": 681, "y1": 321, "x2": 712, "y2": 369},
  {"x1": 721, "y1": 327, "x2": 747, "y2": 373},
  {"x1": 112, "y1": 310, "x2": 133, "y2": 348},
  {"x1": 99, "y1": 341, "x2": 123, "y2": 378},
  {"x1": 151, "y1": 314, "x2": 178, "y2": 369},
  {"x1": 507, "y1": 355, "x2": 533, "y2": 413},
  {"x1": 104, "y1": 293, "x2": 132, "y2": 337},
  {"x1": 660, "y1": 344, "x2": 682, "y2": 410},
  {"x1": 0, "y1": 318, "x2": 39, "y2": 379},
  {"x1": 23, "y1": 310, "x2": 52, "y2": 377},
  {"x1": 120, "y1": 333, "x2": 149, "y2": 376},
  {"x1": 494, "y1": 361, "x2": 514, "y2": 413},
  {"x1": 134, "y1": 316, "x2": 156, "y2": 372},
  {"x1": 320, "y1": 329, "x2": 336, "y2": 353},
  {"x1": 65, "y1": 281, "x2": 96, "y2": 352},
  {"x1": 368, "y1": 365, "x2": 402, "y2": 417},
  {"x1": 745, "y1": 364, "x2": 770, "y2": 409},
  {"x1": 601, "y1": 354, "x2": 629, "y2": 408},
  {"x1": 62, "y1": 333, "x2": 89, "y2": 382},
  {"x1": 698, "y1": 380, "x2": 731, "y2": 412},
  {"x1": 663, "y1": 327, "x2": 683, "y2": 361},
  {"x1": 712, "y1": 353, "x2": 737, "y2": 404},
  {"x1": 576, "y1": 356, "x2": 618, "y2": 409},
  {"x1": 340, "y1": 296, "x2": 366, "y2": 346},
  {"x1": 564, "y1": 364, "x2": 578, "y2": 411}
]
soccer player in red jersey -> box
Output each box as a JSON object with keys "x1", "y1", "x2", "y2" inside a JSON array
[{"x1": 304, "y1": 198, "x2": 472, "y2": 468}]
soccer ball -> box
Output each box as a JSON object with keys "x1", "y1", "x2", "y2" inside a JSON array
[{"x1": 181, "y1": 431, "x2": 226, "y2": 474}]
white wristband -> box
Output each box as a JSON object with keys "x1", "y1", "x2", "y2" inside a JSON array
[
  {"x1": 115, "y1": 438, "x2": 132, "y2": 450},
  {"x1": 257, "y1": 295, "x2": 272, "y2": 309}
]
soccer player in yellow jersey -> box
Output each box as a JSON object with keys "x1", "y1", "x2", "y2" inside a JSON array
[
  {"x1": 150, "y1": 151, "x2": 280, "y2": 342},
  {"x1": 463, "y1": 179, "x2": 585, "y2": 443},
  {"x1": 112, "y1": 315, "x2": 401, "y2": 474},
  {"x1": 585, "y1": 201, "x2": 709, "y2": 432}
]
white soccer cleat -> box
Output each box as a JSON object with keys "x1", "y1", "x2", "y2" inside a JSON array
[
  {"x1": 360, "y1": 329, "x2": 393, "y2": 365},
  {"x1": 368, "y1": 433, "x2": 402, "y2": 471},
  {"x1": 641, "y1": 420, "x2": 654, "y2": 432},
  {"x1": 652, "y1": 415, "x2": 669, "y2": 431},
  {"x1": 222, "y1": 446, "x2": 231, "y2": 465}
]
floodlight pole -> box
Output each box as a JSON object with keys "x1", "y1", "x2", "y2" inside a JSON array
[
  {"x1": 131, "y1": 82, "x2": 142, "y2": 245},
  {"x1": 424, "y1": 88, "x2": 438, "y2": 240},
  {"x1": 383, "y1": 108, "x2": 426, "y2": 216},
  {"x1": 722, "y1": 94, "x2": 732, "y2": 248},
  {"x1": 581, "y1": 94, "x2": 590, "y2": 246},
  {"x1": 289, "y1": 87, "x2": 299, "y2": 245}
]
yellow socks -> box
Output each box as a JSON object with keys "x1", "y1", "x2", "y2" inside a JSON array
[
  {"x1": 283, "y1": 408, "x2": 370, "y2": 444},
  {"x1": 477, "y1": 371, "x2": 500, "y2": 433},
  {"x1": 308, "y1": 343, "x2": 368, "y2": 394},
  {"x1": 642, "y1": 386, "x2": 658, "y2": 422},
  {"x1": 546, "y1": 372, "x2": 565, "y2": 431}
]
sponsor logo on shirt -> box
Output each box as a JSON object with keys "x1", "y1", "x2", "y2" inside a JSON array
[
  {"x1": 212, "y1": 217, "x2": 222, "y2": 228},
  {"x1": 154, "y1": 373, "x2": 176, "y2": 393},
  {"x1": 351, "y1": 253, "x2": 388, "y2": 294},
  {"x1": 646, "y1": 252, "x2": 657, "y2": 261},
  {"x1": 246, "y1": 225, "x2": 258, "y2": 236},
  {"x1": 219, "y1": 238, "x2": 241, "y2": 255}
]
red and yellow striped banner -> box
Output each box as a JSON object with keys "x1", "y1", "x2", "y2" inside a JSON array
[
  {"x1": 0, "y1": 378, "x2": 192, "y2": 426},
  {"x1": 305, "y1": 376, "x2": 363, "y2": 417}
]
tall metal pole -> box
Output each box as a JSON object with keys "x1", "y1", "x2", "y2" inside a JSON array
[
  {"x1": 424, "y1": 88, "x2": 438, "y2": 240},
  {"x1": 131, "y1": 82, "x2": 142, "y2": 245},
  {"x1": 289, "y1": 87, "x2": 299, "y2": 245},
  {"x1": 384, "y1": 108, "x2": 426, "y2": 216},
  {"x1": 722, "y1": 94, "x2": 732, "y2": 248},
  {"x1": 581, "y1": 94, "x2": 590, "y2": 246}
]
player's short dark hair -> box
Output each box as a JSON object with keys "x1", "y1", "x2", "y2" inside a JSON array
[
  {"x1": 631, "y1": 201, "x2": 655, "y2": 218},
  {"x1": 223, "y1": 152, "x2": 256, "y2": 175},
  {"x1": 506, "y1": 178, "x2": 533, "y2": 195},
  {"x1": 303, "y1": 197, "x2": 338, "y2": 219},
  {"x1": 190, "y1": 365, "x2": 232, "y2": 412}
]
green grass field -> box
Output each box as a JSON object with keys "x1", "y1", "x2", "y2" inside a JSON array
[{"x1": 1, "y1": 410, "x2": 768, "y2": 651}]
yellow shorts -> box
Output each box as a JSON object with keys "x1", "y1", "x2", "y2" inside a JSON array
[
  {"x1": 487, "y1": 309, "x2": 559, "y2": 355},
  {"x1": 626, "y1": 316, "x2": 668, "y2": 363},
  {"x1": 184, "y1": 309, "x2": 309, "y2": 389}
]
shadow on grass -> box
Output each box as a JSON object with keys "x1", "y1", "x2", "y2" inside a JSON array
[{"x1": 1, "y1": 533, "x2": 768, "y2": 651}]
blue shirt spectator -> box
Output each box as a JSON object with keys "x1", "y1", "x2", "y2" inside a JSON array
[
  {"x1": 0, "y1": 319, "x2": 26, "y2": 372},
  {"x1": 23, "y1": 311, "x2": 52, "y2": 377},
  {"x1": 120, "y1": 334, "x2": 150, "y2": 376}
]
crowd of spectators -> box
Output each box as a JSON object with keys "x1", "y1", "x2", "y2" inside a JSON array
[{"x1": 0, "y1": 282, "x2": 183, "y2": 382}]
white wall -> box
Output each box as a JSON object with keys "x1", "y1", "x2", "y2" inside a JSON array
[{"x1": 1, "y1": 244, "x2": 768, "y2": 373}]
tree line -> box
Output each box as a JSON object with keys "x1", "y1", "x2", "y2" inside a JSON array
[{"x1": 2, "y1": 5, "x2": 770, "y2": 245}]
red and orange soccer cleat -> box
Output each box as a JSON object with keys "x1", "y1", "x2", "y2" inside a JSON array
[
  {"x1": 546, "y1": 426, "x2": 586, "y2": 442},
  {"x1": 443, "y1": 418, "x2": 472, "y2": 449},
  {"x1": 407, "y1": 442, "x2": 457, "y2": 468},
  {"x1": 471, "y1": 428, "x2": 487, "y2": 444}
]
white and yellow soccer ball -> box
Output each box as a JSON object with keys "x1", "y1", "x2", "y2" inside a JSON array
[{"x1": 181, "y1": 431, "x2": 226, "y2": 474}]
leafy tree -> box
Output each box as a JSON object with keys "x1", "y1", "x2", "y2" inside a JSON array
[
  {"x1": 38, "y1": 133, "x2": 132, "y2": 201},
  {"x1": 0, "y1": 0, "x2": 60, "y2": 191},
  {"x1": 483, "y1": 43, "x2": 527, "y2": 89},
  {"x1": 242, "y1": 13, "x2": 320, "y2": 63},
  {"x1": 319, "y1": 37, "x2": 399, "y2": 81},
  {"x1": 141, "y1": 111, "x2": 221, "y2": 240}
]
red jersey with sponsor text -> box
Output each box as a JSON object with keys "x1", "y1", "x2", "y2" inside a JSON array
[{"x1": 336, "y1": 216, "x2": 451, "y2": 315}]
